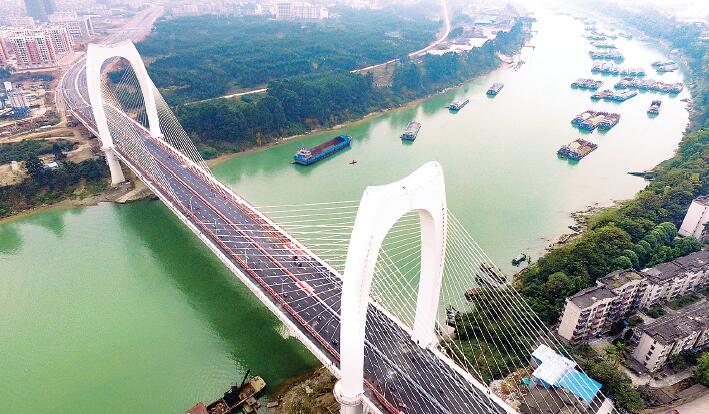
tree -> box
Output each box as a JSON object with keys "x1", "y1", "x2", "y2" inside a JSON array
[
  {"x1": 613, "y1": 256, "x2": 633, "y2": 270},
  {"x1": 622, "y1": 249, "x2": 640, "y2": 268},
  {"x1": 695, "y1": 352, "x2": 709, "y2": 386}
]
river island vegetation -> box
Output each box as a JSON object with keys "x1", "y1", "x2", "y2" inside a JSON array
[{"x1": 138, "y1": 6, "x2": 440, "y2": 104}]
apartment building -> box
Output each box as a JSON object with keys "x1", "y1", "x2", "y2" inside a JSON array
[
  {"x1": 6, "y1": 30, "x2": 57, "y2": 68},
  {"x1": 49, "y1": 13, "x2": 94, "y2": 40},
  {"x1": 631, "y1": 301, "x2": 709, "y2": 372},
  {"x1": 0, "y1": 38, "x2": 8, "y2": 67},
  {"x1": 558, "y1": 250, "x2": 709, "y2": 343},
  {"x1": 41, "y1": 26, "x2": 73, "y2": 54},
  {"x1": 640, "y1": 249, "x2": 709, "y2": 307},
  {"x1": 679, "y1": 196, "x2": 709, "y2": 241}
]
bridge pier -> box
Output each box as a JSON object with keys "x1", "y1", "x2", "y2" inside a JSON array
[
  {"x1": 334, "y1": 381, "x2": 364, "y2": 414},
  {"x1": 103, "y1": 147, "x2": 125, "y2": 185}
]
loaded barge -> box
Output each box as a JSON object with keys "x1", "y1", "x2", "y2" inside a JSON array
[
  {"x1": 187, "y1": 373, "x2": 266, "y2": 414},
  {"x1": 558, "y1": 139, "x2": 598, "y2": 161},
  {"x1": 591, "y1": 89, "x2": 637, "y2": 102},
  {"x1": 486, "y1": 83, "x2": 504, "y2": 96},
  {"x1": 293, "y1": 135, "x2": 352, "y2": 165},
  {"x1": 614, "y1": 77, "x2": 683, "y2": 94},
  {"x1": 647, "y1": 100, "x2": 661, "y2": 115},
  {"x1": 571, "y1": 110, "x2": 621, "y2": 131},
  {"x1": 447, "y1": 98, "x2": 470, "y2": 111},
  {"x1": 571, "y1": 78, "x2": 602, "y2": 90},
  {"x1": 401, "y1": 121, "x2": 421, "y2": 141}
]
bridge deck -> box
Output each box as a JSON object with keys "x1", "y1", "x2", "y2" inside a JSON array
[{"x1": 61, "y1": 59, "x2": 509, "y2": 414}]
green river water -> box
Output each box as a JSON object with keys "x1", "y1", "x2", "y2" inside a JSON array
[{"x1": 0, "y1": 11, "x2": 690, "y2": 413}]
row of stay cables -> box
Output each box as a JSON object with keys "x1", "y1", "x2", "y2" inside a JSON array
[
  {"x1": 248, "y1": 199, "x2": 617, "y2": 414},
  {"x1": 109, "y1": 64, "x2": 212, "y2": 176},
  {"x1": 100, "y1": 67, "x2": 178, "y2": 202}
]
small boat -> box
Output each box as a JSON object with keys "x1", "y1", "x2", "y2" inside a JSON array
[
  {"x1": 447, "y1": 98, "x2": 469, "y2": 111},
  {"x1": 511, "y1": 252, "x2": 527, "y2": 266},
  {"x1": 401, "y1": 121, "x2": 422, "y2": 141},
  {"x1": 647, "y1": 100, "x2": 661, "y2": 115},
  {"x1": 349, "y1": 160, "x2": 358, "y2": 165},
  {"x1": 187, "y1": 371, "x2": 266, "y2": 414},
  {"x1": 486, "y1": 83, "x2": 504, "y2": 96}
]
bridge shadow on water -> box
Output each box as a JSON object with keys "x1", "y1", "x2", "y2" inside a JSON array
[{"x1": 113, "y1": 200, "x2": 319, "y2": 390}]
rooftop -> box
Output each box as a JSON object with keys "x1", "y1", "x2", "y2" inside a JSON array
[
  {"x1": 691, "y1": 195, "x2": 709, "y2": 206},
  {"x1": 640, "y1": 300, "x2": 709, "y2": 345},
  {"x1": 642, "y1": 261, "x2": 685, "y2": 283},
  {"x1": 597, "y1": 269, "x2": 643, "y2": 290},
  {"x1": 673, "y1": 249, "x2": 709, "y2": 271},
  {"x1": 569, "y1": 285, "x2": 616, "y2": 309}
]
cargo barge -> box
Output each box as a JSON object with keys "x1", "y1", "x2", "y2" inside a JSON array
[
  {"x1": 486, "y1": 83, "x2": 504, "y2": 96},
  {"x1": 571, "y1": 78, "x2": 603, "y2": 90},
  {"x1": 589, "y1": 41, "x2": 616, "y2": 49},
  {"x1": 590, "y1": 89, "x2": 637, "y2": 102},
  {"x1": 401, "y1": 121, "x2": 421, "y2": 141},
  {"x1": 558, "y1": 139, "x2": 598, "y2": 161},
  {"x1": 591, "y1": 63, "x2": 645, "y2": 77},
  {"x1": 187, "y1": 373, "x2": 266, "y2": 414},
  {"x1": 571, "y1": 110, "x2": 621, "y2": 131},
  {"x1": 447, "y1": 98, "x2": 469, "y2": 111},
  {"x1": 647, "y1": 100, "x2": 661, "y2": 115},
  {"x1": 613, "y1": 77, "x2": 683, "y2": 94},
  {"x1": 293, "y1": 134, "x2": 352, "y2": 165},
  {"x1": 589, "y1": 50, "x2": 624, "y2": 61}
]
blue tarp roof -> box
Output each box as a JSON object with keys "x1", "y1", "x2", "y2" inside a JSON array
[{"x1": 557, "y1": 370, "x2": 602, "y2": 404}]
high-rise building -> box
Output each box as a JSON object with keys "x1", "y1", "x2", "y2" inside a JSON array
[
  {"x1": 0, "y1": 38, "x2": 9, "y2": 67},
  {"x1": 7, "y1": 30, "x2": 57, "y2": 68},
  {"x1": 24, "y1": 0, "x2": 56, "y2": 22},
  {"x1": 7, "y1": 16, "x2": 36, "y2": 27},
  {"x1": 679, "y1": 196, "x2": 709, "y2": 241},
  {"x1": 41, "y1": 26, "x2": 73, "y2": 54},
  {"x1": 49, "y1": 13, "x2": 95, "y2": 40}
]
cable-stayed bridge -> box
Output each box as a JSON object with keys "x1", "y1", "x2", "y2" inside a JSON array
[{"x1": 58, "y1": 41, "x2": 616, "y2": 414}]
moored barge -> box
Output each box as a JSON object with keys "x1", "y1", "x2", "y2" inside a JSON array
[
  {"x1": 571, "y1": 110, "x2": 621, "y2": 131},
  {"x1": 558, "y1": 139, "x2": 598, "y2": 161},
  {"x1": 401, "y1": 121, "x2": 422, "y2": 141},
  {"x1": 187, "y1": 374, "x2": 267, "y2": 414},
  {"x1": 647, "y1": 100, "x2": 661, "y2": 115},
  {"x1": 447, "y1": 98, "x2": 470, "y2": 111},
  {"x1": 571, "y1": 78, "x2": 602, "y2": 90},
  {"x1": 293, "y1": 135, "x2": 352, "y2": 165},
  {"x1": 486, "y1": 83, "x2": 504, "y2": 96}
]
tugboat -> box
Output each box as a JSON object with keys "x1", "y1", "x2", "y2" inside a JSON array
[
  {"x1": 647, "y1": 100, "x2": 661, "y2": 116},
  {"x1": 447, "y1": 98, "x2": 469, "y2": 112},
  {"x1": 186, "y1": 371, "x2": 267, "y2": 414}
]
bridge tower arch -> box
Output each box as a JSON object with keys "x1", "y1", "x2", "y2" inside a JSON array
[
  {"x1": 336, "y1": 161, "x2": 447, "y2": 414},
  {"x1": 86, "y1": 41, "x2": 162, "y2": 185}
]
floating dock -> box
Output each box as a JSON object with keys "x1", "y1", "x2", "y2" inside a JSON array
[
  {"x1": 589, "y1": 41, "x2": 616, "y2": 49},
  {"x1": 486, "y1": 83, "x2": 504, "y2": 96},
  {"x1": 447, "y1": 98, "x2": 470, "y2": 111},
  {"x1": 293, "y1": 135, "x2": 352, "y2": 165},
  {"x1": 571, "y1": 78, "x2": 603, "y2": 90},
  {"x1": 558, "y1": 139, "x2": 598, "y2": 161},
  {"x1": 571, "y1": 110, "x2": 621, "y2": 131},
  {"x1": 401, "y1": 121, "x2": 421, "y2": 141}
]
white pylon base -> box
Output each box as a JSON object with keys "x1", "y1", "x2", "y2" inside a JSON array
[
  {"x1": 103, "y1": 148, "x2": 125, "y2": 185},
  {"x1": 334, "y1": 381, "x2": 364, "y2": 414}
]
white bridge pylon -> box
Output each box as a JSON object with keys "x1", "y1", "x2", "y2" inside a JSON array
[
  {"x1": 86, "y1": 41, "x2": 162, "y2": 184},
  {"x1": 337, "y1": 161, "x2": 447, "y2": 414}
]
